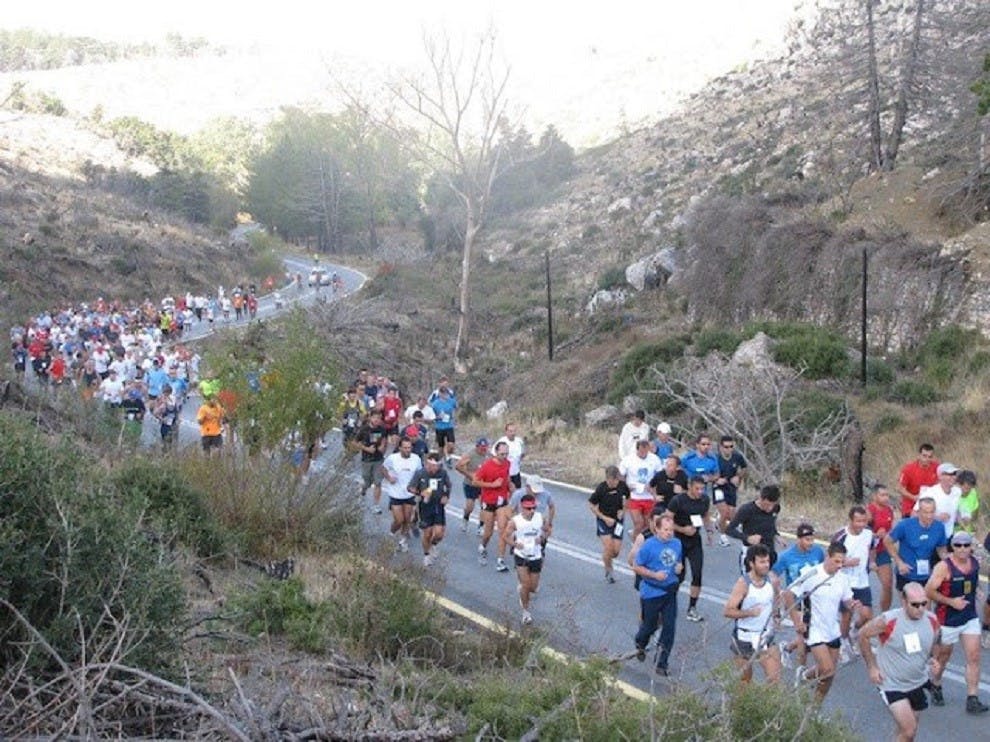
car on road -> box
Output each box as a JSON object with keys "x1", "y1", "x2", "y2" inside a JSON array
[{"x1": 308, "y1": 269, "x2": 331, "y2": 286}]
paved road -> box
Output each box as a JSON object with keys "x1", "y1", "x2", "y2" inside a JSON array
[
  {"x1": 135, "y1": 259, "x2": 988, "y2": 739},
  {"x1": 352, "y1": 459, "x2": 990, "y2": 740}
]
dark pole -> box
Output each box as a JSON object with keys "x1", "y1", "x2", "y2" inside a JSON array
[
  {"x1": 861, "y1": 247, "x2": 868, "y2": 387},
  {"x1": 546, "y1": 251, "x2": 554, "y2": 361}
]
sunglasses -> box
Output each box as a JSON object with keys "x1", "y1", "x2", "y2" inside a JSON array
[
  {"x1": 953, "y1": 543, "x2": 973, "y2": 548},
  {"x1": 908, "y1": 601, "x2": 927, "y2": 608}
]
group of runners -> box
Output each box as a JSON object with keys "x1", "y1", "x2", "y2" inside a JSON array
[{"x1": 349, "y1": 394, "x2": 988, "y2": 739}]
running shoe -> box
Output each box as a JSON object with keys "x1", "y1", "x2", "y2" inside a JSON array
[
  {"x1": 496, "y1": 558, "x2": 509, "y2": 572},
  {"x1": 605, "y1": 572, "x2": 616, "y2": 584},
  {"x1": 635, "y1": 645, "x2": 646, "y2": 662},
  {"x1": 686, "y1": 606, "x2": 704, "y2": 622},
  {"x1": 522, "y1": 610, "x2": 533, "y2": 625},
  {"x1": 966, "y1": 695, "x2": 989, "y2": 714},
  {"x1": 654, "y1": 665, "x2": 669, "y2": 677},
  {"x1": 838, "y1": 641, "x2": 852, "y2": 666},
  {"x1": 398, "y1": 537, "x2": 408, "y2": 553},
  {"x1": 793, "y1": 666, "x2": 806, "y2": 688},
  {"x1": 930, "y1": 684, "x2": 945, "y2": 706},
  {"x1": 372, "y1": 505, "x2": 383, "y2": 515},
  {"x1": 477, "y1": 523, "x2": 484, "y2": 536},
  {"x1": 478, "y1": 545, "x2": 488, "y2": 565},
  {"x1": 422, "y1": 553, "x2": 432, "y2": 567}
]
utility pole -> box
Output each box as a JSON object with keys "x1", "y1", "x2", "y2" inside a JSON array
[
  {"x1": 545, "y1": 252, "x2": 554, "y2": 361},
  {"x1": 861, "y1": 248, "x2": 868, "y2": 387}
]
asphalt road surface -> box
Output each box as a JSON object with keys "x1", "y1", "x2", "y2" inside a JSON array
[{"x1": 144, "y1": 259, "x2": 989, "y2": 739}]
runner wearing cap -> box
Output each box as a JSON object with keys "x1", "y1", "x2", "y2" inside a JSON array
[
  {"x1": 455, "y1": 437, "x2": 489, "y2": 533},
  {"x1": 915, "y1": 462, "x2": 961, "y2": 540},
  {"x1": 503, "y1": 492, "x2": 550, "y2": 625},
  {"x1": 858, "y1": 582, "x2": 942, "y2": 742},
  {"x1": 653, "y1": 421, "x2": 676, "y2": 460},
  {"x1": 924, "y1": 530, "x2": 989, "y2": 713},
  {"x1": 588, "y1": 465, "x2": 629, "y2": 583},
  {"x1": 885, "y1": 497, "x2": 948, "y2": 592}
]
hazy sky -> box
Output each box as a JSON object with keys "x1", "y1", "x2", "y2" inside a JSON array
[{"x1": 4, "y1": 1, "x2": 799, "y2": 63}]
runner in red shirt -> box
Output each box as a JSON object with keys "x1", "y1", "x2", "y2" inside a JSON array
[
  {"x1": 472, "y1": 440, "x2": 511, "y2": 568},
  {"x1": 866, "y1": 483, "x2": 896, "y2": 612},
  {"x1": 897, "y1": 443, "x2": 939, "y2": 518}
]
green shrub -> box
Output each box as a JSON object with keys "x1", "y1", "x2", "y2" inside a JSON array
[
  {"x1": 906, "y1": 325, "x2": 984, "y2": 388},
  {"x1": 597, "y1": 265, "x2": 627, "y2": 291},
  {"x1": 753, "y1": 322, "x2": 849, "y2": 379},
  {"x1": 0, "y1": 412, "x2": 184, "y2": 674},
  {"x1": 693, "y1": 327, "x2": 743, "y2": 356},
  {"x1": 608, "y1": 336, "x2": 690, "y2": 405},
  {"x1": 888, "y1": 379, "x2": 940, "y2": 406},
  {"x1": 111, "y1": 457, "x2": 226, "y2": 557},
  {"x1": 230, "y1": 577, "x2": 330, "y2": 653},
  {"x1": 728, "y1": 680, "x2": 857, "y2": 741},
  {"x1": 863, "y1": 356, "x2": 895, "y2": 385},
  {"x1": 873, "y1": 412, "x2": 904, "y2": 434},
  {"x1": 325, "y1": 559, "x2": 441, "y2": 660}
]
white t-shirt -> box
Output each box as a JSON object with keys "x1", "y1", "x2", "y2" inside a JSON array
[
  {"x1": 837, "y1": 527, "x2": 873, "y2": 590},
  {"x1": 917, "y1": 484, "x2": 961, "y2": 539},
  {"x1": 619, "y1": 451, "x2": 663, "y2": 501},
  {"x1": 617, "y1": 421, "x2": 650, "y2": 461},
  {"x1": 496, "y1": 435, "x2": 526, "y2": 476},
  {"x1": 382, "y1": 452, "x2": 422, "y2": 501},
  {"x1": 511, "y1": 511, "x2": 544, "y2": 561},
  {"x1": 790, "y1": 564, "x2": 852, "y2": 645},
  {"x1": 404, "y1": 403, "x2": 436, "y2": 423}
]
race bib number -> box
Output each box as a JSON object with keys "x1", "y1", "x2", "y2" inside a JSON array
[
  {"x1": 440, "y1": 413, "x2": 450, "y2": 422},
  {"x1": 916, "y1": 559, "x2": 930, "y2": 577},
  {"x1": 713, "y1": 488, "x2": 724, "y2": 503},
  {"x1": 428, "y1": 478, "x2": 439, "y2": 491},
  {"x1": 613, "y1": 522, "x2": 624, "y2": 538},
  {"x1": 521, "y1": 536, "x2": 539, "y2": 558},
  {"x1": 904, "y1": 632, "x2": 922, "y2": 654},
  {"x1": 690, "y1": 514, "x2": 704, "y2": 528}
]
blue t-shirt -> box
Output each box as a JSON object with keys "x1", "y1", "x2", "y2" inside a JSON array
[
  {"x1": 654, "y1": 440, "x2": 675, "y2": 460},
  {"x1": 146, "y1": 368, "x2": 169, "y2": 397},
  {"x1": 889, "y1": 517, "x2": 948, "y2": 581},
  {"x1": 772, "y1": 544, "x2": 826, "y2": 587},
  {"x1": 636, "y1": 536, "x2": 683, "y2": 599},
  {"x1": 681, "y1": 450, "x2": 719, "y2": 480},
  {"x1": 431, "y1": 396, "x2": 457, "y2": 430}
]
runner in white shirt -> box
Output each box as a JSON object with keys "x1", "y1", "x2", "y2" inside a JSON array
[
  {"x1": 832, "y1": 505, "x2": 875, "y2": 664},
  {"x1": 382, "y1": 438, "x2": 423, "y2": 552},
  {"x1": 495, "y1": 422, "x2": 526, "y2": 490},
  {"x1": 619, "y1": 440, "x2": 664, "y2": 538},
  {"x1": 915, "y1": 462, "x2": 962, "y2": 539},
  {"x1": 784, "y1": 541, "x2": 860, "y2": 702}
]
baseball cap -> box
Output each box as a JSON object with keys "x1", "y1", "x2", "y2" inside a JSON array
[
  {"x1": 937, "y1": 463, "x2": 959, "y2": 476},
  {"x1": 796, "y1": 524, "x2": 815, "y2": 538},
  {"x1": 951, "y1": 531, "x2": 974, "y2": 546},
  {"x1": 476, "y1": 437, "x2": 490, "y2": 447},
  {"x1": 657, "y1": 422, "x2": 672, "y2": 434},
  {"x1": 526, "y1": 475, "x2": 545, "y2": 493}
]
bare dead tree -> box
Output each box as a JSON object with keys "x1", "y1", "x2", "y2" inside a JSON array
[
  {"x1": 639, "y1": 353, "x2": 855, "y2": 484},
  {"x1": 387, "y1": 29, "x2": 512, "y2": 371}
]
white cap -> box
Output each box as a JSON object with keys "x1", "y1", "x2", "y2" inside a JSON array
[
  {"x1": 526, "y1": 475, "x2": 546, "y2": 493},
  {"x1": 657, "y1": 422, "x2": 672, "y2": 434},
  {"x1": 937, "y1": 462, "x2": 958, "y2": 476}
]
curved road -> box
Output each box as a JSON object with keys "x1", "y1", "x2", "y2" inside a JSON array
[{"x1": 157, "y1": 259, "x2": 986, "y2": 739}]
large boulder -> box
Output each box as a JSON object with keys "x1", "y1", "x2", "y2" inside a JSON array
[
  {"x1": 731, "y1": 332, "x2": 777, "y2": 369},
  {"x1": 584, "y1": 404, "x2": 623, "y2": 429},
  {"x1": 486, "y1": 400, "x2": 508, "y2": 419},
  {"x1": 625, "y1": 248, "x2": 679, "y2": 291}
]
